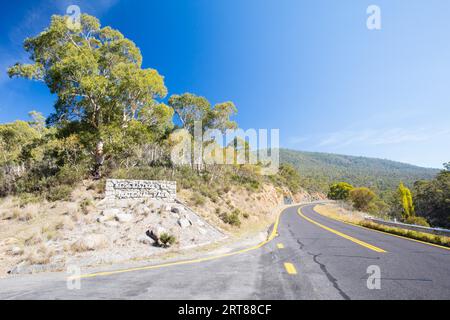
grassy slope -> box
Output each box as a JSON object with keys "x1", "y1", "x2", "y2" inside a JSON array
[{"x1": 279, "y1": 149, "x2": 439, "y2": 193}]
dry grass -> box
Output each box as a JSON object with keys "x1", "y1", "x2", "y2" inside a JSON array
[
  {"x1": 314, "y1": 204, "x2": 450, "y2": 248},
  {"x1": 70, "y1": 234, "x2": 108, "y2": 253},
  {"x1": 314, "y1": 204, "x2": 364, "y2": 225},
  {"x1": 25, "y1": 244, "x2": 55, "y2": 265},
  {"x1": 23, "y1": 233, "x2": 43, "y2": 246}
]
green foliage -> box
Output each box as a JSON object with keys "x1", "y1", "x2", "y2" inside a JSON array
[
  {"x1": 277, "y1": 163, "x2": 301, "y2": 193},
  {"x1": 279, "y1": 149, "x2": 438, "y2": 195},
  {"x1": 46, "y1": 185, "x2": 73, "y2": 202},
  {"x1": 414, "y1": 167, "x2": 450, "y2": 228},
  {"x1": 349, "y1": 187, "x2": 376, "y2": 211},
  {"x1": 206, "y1": 101, "x2": 238, "y2": 133},
  {"x1": 159, "y1": 233, "x2": 176, "y2": 248},
  {"x1": 18, "y1": 193, "x2": 42, "y2": 207},
  {"x1": 444, "y1": 162, "x2": 450, "y2": 171},
  {"x1": 359, "y1": 221, "x2": 449, "y2": 247},
  {"x1": 168, "y1": 93, "x2": 211, "y2": 133},
  {"x1": 191, "y1": 192, "x2": 206, "y2": 206},
  {"x1": 168, "y1": 93, "x2": 237, "y2": 134},
  {"x1": 0, "y1": 120, "x2": 40, "y2": 165},
  {"x1": 397, "y1": 182, "x2": 415, "y2": 220},
  {"x1": 328, "y1": 182, "x2": 354, "y2": 200},
  {"x1": 221, "y1": 210, "x2": 241, "y2": 227},
  {"x1": 80, "y1": 198, "x2": 93, "y2": 214},
  {"x1": 8, "y1": 14, "x2": 169, "y2": 176},
  {"x1": 404, "y1": 216, "x2": 430, "y2": 227}
]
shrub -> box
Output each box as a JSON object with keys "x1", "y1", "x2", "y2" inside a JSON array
[
  {"x1": 46, "y1": 185, "x2": 72, "y2": 202},
  {"x1": 80, "y1": 198, "x2": 93, "y2": 214},
  {"x1": 221, "y1": 210, "x2": 241, "y2": 227},
  {"x1": 159, "y1": 233, "x2": 176, "y2": 248},
  {"x1": 18, "y1": 193, "x2": 42, "y2": 207},
  {"x1": 25, "y1": 245, "x2": 54, "y2": 265},
  {"x1": 349, "y1": 187, "x2": 376, "y2": 211},
  {"x1": 359, "y1": 221, "x2": 450, "y2": 247},
  {"x1": 404, "y1": 216, "x2": 430, "y2": 227},
  {"x1": 191, "y1": 192, "x2": 205, "y2": 206},
  {"x1": 328, "y1": 182, "x2": 354, "y2": 200}
]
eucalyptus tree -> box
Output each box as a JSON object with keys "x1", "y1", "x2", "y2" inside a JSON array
[{"x1": 8, "y1": 14, "x2": 169, "y2": 177}]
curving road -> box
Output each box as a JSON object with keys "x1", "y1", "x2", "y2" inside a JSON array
[{"x1": 1, "y1": 204, "x2": 449, "y2": 300}]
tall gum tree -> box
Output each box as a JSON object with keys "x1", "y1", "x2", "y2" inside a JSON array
[{"x1": 8, "y1": 14, "x2": 168, "y2": 177}]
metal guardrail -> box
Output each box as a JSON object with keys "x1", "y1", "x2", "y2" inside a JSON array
[{"x1": 364, "y1": 217, "x2": 450, "y2": 237}]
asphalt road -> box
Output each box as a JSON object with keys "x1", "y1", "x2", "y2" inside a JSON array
[{"x1": 1, "y1": 204, "x2": 449, "y2": 300}]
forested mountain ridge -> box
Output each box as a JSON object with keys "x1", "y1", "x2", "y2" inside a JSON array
[{"x1": 279, "y1": 149, "x2": 440, "y2": 193}]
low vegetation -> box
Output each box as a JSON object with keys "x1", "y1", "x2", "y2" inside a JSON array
[
  {"x1": 159, "y1": 233, "x2": 177, "y2": 248},
  {"x1": 315, "y1": 204, "x2": 450, "y2": 248},
  {"x1": 324, "y1": 163, "x2": 449, "y2": 228},
  {"x1": 358, "y1": 220, "x2": 450, "y2": 247}
]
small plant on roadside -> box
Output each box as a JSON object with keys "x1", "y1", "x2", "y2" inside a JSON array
[
  {"x1": 18, "y1": 193, "x2": 42, "y2": 208},
  {"x1": 159, "y1": 233, "x2": 176, "y2": 248},
  {"x1": 46, "y1": 185, "x2": 72, "y2": 202},
  {"x1": 80, "y1": 198, "x2": 93, "y2": 214},
  {"x1": 191, "y1": 192, "x2": 205, "y2": 206},
  {"x1": 221, "y1": 210, "x2": 241, "y2": 227}
]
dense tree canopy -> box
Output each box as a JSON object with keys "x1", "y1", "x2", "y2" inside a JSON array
[
  {"x1": 349, "y1": 187, "x2": 376, "y2": 211},
  {"x1": 169, "y1": 93, "x2": 237, "y2": 135},
  {"x1": 9, "y1": 14, "x2": 168, "y2": 130},
  {"x1": 8, "y1": 14, "x2": 169, "y2": 176},
  {"x1": 414, "y1": 167, "x2": 450, "y2": 228},
  {"x1": 327, "y1": 182, "x2": 354, "y2": 200}
]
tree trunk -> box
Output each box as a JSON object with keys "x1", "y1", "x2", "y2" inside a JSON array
[{"x1": 93, "y1": 140, "x2": 105, "y2": 179}]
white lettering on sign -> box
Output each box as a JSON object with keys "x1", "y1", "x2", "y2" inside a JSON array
[{"x1": 105, "y1": 179, "x2": 176, "y2": 201}]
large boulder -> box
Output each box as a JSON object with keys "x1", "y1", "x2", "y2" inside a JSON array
[
  {"x1": 178, "y1": 218, "x2": 191, "y2": 229},
  {"x1": 137, "y1": 235, "x2": 152, "y2": 245},
  {"x1": 8, "y1": 246, "x2": 24, "y2": 256},
  {"x1": 115, "y1": 213, "x2": 133, "y2": 223},
  {"x1": 102, "y1": 208, "x2": 120, "y2": 219},
  {"x1": 71, "y1": 234, "x2": 108, "y2": 252},
  {"x1": 132, "y1": 203, "x2": 149, "y2": 214},
  {"x1": 171, "y1": 206, "x2": 185, "y2": 214},
  {"x1": 146, "y1": 226, "x2": 167, "y2": 245}
]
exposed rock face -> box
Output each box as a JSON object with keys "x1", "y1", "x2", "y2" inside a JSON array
[
  {"x1": 102, "y1": 208, "x2": 120, "y2": 219},
  {"x1": 171, "y1": 206, "x2": 185, "y2": 214},
  {"x1": 72, "y1": 234, "x2": 108, "y2": 251},
  {"x1": 115, "y1": 213, "x2": 133, "y2": 223},
  {"x1": 8, "y1": 246, "x2": 23, "y2": 256},
  {"x1": 178, "y1": 218, "x2": 191, "y2": 229},
  {"x1": 146, "y1": 226, "x2": 168, "y2": 246}
]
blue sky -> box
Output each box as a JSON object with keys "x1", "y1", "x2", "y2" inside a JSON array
[{"x1": 0, "y1": 0, "x2": 449, "y2": 168}]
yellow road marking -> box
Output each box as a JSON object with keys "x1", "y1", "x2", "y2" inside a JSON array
[
  {"x1": 76, "y1": 204, "x2": 298, "y2": 280},
  {"x1": 297, "y1": 208, "x2": 387, "y2": 253},
  {"x1": 313, "y1": 205, "x2": 450, "y2": 252},
  {"x1": 277, "y1": 243, "x2": 285, "y2": 249},
  {"x1": 284, "y1": 263, "x2": 297, "y2": 275}
]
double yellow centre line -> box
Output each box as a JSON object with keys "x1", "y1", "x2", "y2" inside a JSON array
[{"x1": 297, "y1": 207, "x2": 387, "y2": 253}]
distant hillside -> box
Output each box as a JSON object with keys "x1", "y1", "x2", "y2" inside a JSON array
[{"x1": 279, "y1": 149, "x2": 439, "y2": 194}]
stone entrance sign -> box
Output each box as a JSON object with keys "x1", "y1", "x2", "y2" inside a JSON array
[{"x1": 105, "y1": 179, "x2": 176, "y2": 202}]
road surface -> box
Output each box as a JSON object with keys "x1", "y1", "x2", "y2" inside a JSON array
[{"x1": 1, "y1": 204, "x2": 449, "y2": 300}]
